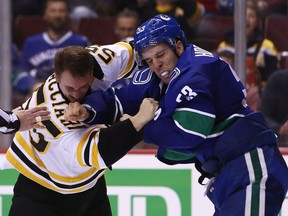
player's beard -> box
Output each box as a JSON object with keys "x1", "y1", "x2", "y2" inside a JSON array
[{"x1": 48, "y1": 18, "x2": 69, "y2": 33}]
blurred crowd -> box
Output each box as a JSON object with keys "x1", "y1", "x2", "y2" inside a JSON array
[{"x1": 6, "y1": 0, "x2": 288, "y2": 148}]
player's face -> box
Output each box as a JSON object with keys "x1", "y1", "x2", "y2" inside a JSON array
[
  {"x1": 44, "y1": 1, "x2": 69, "y2": 32},
  {"x1": 142, "y1": 42, "x2": 183, "y2": 84},
  {"x1": 56, "y1": 70, "x2": 91, "y2": 102}
]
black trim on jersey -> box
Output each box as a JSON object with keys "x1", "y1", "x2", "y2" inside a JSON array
[
  {"x1": 92, "y1": 57, "x2": 104, "y2": 80},
  {"x1": 122, "y1": 61, "x2": 138, "y2": 79},
  {"x1": 98, "y1": 119, "x2": 143, "y2": 166},
  {"x1": 23, "y1": 97, "x2": 32, "y2": 110},
  {"x1": 10, "y1": 143, "x2": 105, "y2": 190},
  {"x1": 36, "y1": 85, "x2": 45, "y2": 105},
  {"x1": 84, "y1": 131, "x2": 98, "y2": 166},
  {"x1": 41, "y1": 120, "x2": 62, "y2": 137}
]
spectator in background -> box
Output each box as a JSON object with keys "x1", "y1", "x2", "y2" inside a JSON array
[
  {"x1": 217, "y1": 0, "x2": 279, "y2": 111},
  {"x1": 95, "y1": 0, "x2": 119, "y2": 16},
  {"x1": 114, "y1": 0, "x2": 156, "y2": 23},
  {"x1": 260, "y1": 69, "x2": 288, "y2": 147},
  {"x1": 152, "y1": 0, "x2": 205, "y2": 40},
  {"x1": 115, "y1": 0, "x2": 205, "y2": 41},
  {"x1": 69, "y1": 2, "x2": 98, "y2": 32},
  {"x1": 111, "y1": 9, "x2": 140, "y2": 90},
  {"x1": 114, "y1": 9, "x2": 140, "y2": 41},
  {"x1": 13, "y1": 0, "x2": 89, "y2": 97}
]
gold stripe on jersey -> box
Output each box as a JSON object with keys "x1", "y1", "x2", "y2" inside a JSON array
[
  {"x1": 7, "y1": 149, "x2": 105, "y2": 194},
  {"x1": 116, "y1": 42, "x2": 135, "y2": 79},
  {"x1": 6, "y1": 149, "x2": 66, "y2": 193},
  {"x1": 91, "y1": 132, "x2": 100, "y2": 168},
  {"x1": 15, "y1": 132, "x2": 47, "y2": 169},
  {"x1": 14, "y1": 132, "x2": 103, "y2": 184},
  {"x1": 76, "y1": 126, "x2": 102, "y2": 169},
  {"x1": 77, "y1": 127, "x2": 94, "y2": 167},
  {"x1": 49, "y1": 166, "x2": 100, "y2": 183}
]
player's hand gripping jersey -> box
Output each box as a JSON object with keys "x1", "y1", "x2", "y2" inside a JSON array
[
  {"x1": 2, "y1": 74, "x2": 141, "y2": 194},
  {"x1": 86, "y1": 42, "x2": 138, "y2": 91}
]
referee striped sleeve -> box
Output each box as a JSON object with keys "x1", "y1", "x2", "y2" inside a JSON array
[{"x1": 0, "y1": 108, "x2": 20, "y2": 134}]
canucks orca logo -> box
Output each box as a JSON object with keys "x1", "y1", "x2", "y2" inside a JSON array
[{"x1": 132, "y1": 68, "x2": 153, "y2": 85}]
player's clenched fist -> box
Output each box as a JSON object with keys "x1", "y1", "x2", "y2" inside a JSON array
[
  {"x1": 64, "y1": 102, "x2": 89, "y2": 122},
  {"x1": 128, "y1": 98, "x2": 159, "y2": 132},
  {"x1": 137, "y1": 98, "x2": 159, "y2": 122}
]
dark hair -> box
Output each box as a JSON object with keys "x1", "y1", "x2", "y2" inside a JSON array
[
  {"x1": 54, "y1": 46, "x2": 94, "y2": 78},
  {"x1": 44, "y1": 0, "x2": 70, "y2": 12},
  {"x1": 117, "y1": 8, "x2": 140, "y2": 23},
  {"x1": 246, "y1": 0, "x2": 260, "y2": 19}
]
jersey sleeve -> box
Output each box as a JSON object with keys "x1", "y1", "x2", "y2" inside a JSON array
[
  {"x1": 82, "y1": 88, "x2": 122, "y2": 125},
  {"x1": 86, "y1": 42, "x2": 138, "y2": 91},
  {"x1": 74, "y1": 119, "x2": 142, "y2": 169},
  {"x1": 82, "y1": 67, "x2": 163, "y2": 126},
  {"x1": 0, "y1": 109, "x2": 20, "y2": 134}
]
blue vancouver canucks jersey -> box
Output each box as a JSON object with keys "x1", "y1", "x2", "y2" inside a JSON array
[
  {"x1": 20, "y1": 31, "x2": 89, "y2": 72},
  {"x1": 83, "y1": 44, "x2": 255, "y2": 164}
]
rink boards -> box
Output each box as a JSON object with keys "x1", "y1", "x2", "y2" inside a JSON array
[{"x1": 0, "y1": 150, "x2": 287, "y2": 216}]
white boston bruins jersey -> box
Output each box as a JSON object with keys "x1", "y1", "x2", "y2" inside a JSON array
[
  {"x1": 86, "y1": 42, "x2": 138, "y2": 91},
  {"x1": 4, "y1": 75, "x2": 109, "y2": 194}
]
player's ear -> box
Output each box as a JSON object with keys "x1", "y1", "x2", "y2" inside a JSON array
[{"x1": 175, "y1": 40, "x2": 184, "y2": 57}]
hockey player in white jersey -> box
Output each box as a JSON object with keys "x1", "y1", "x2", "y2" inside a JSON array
[{"x1": 3, "y1": 46, "x2": 158, "y2": 216}]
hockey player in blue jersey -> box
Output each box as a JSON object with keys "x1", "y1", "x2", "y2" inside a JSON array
[{"x1": 65, "y1": 14, "x2": 288, "y2": 215}]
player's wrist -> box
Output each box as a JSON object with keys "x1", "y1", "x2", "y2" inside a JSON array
[{"x1": 82, "y1": 104, "x2": 97, "y2": 124}]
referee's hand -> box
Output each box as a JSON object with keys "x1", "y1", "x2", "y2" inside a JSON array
[{"x1": 14, "y1": 106, "x2": 50, "y2": 131}]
